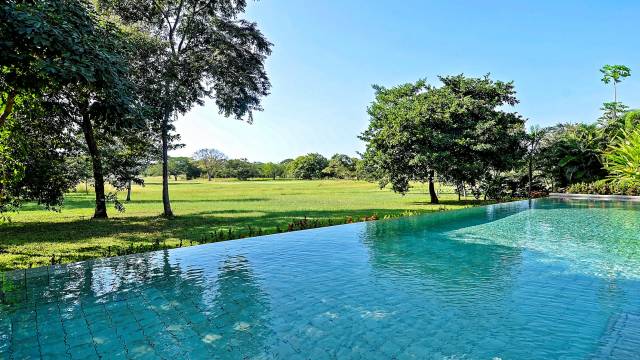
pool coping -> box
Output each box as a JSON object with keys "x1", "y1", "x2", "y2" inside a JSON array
[{"x1": 549, "y1": 193, "x2": 640, "y2": 202}]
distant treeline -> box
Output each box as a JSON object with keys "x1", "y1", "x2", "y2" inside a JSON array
[{"x1": 144, "y1": 152, "x2": 370, "y2": 181}]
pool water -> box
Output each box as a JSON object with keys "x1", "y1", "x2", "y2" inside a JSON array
[{"x1": 1, "y1": 198, "x2": 640, "y2": 359}]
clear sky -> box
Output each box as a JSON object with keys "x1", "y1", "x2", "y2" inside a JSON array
[{"x1": 172, "y1": 0, "x2": 640, "y2": 162}]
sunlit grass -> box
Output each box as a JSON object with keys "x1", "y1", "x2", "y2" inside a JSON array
[{"x1": 0, "y1": 177, "x2": 487, "y2": 270}]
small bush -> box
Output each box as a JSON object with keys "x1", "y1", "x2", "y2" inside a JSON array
[{"x1": 566, "y1": 180, "x2": 640, "y2": 196}]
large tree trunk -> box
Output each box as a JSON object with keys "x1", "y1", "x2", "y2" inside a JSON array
[
  {"x1": 207, "y1": 172, "x2": 212, "y2": 181},
  {"x1": 428, "y1": 170, "x2": 439, "y2": 204},
  {"x1": 161, "y1": 108, "x2": 173, "y2": 217},
  {"x1": 81, "y1": 111, "x2": 108, "y2": 219}
]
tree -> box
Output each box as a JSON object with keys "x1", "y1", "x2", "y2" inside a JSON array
[
  {"x1": 600, "y1": 64, "x2": 631, "y2": 122},
  {"x1": 261, "y1": 162, "x2": 284, "y2": 180},
  {"x1": 168, "y1": 157, "x2": 200, "y2": 180},
  {"x1": 193, "y1": 148, "x2": 227, "y2": 181},
  {"x1": 287, "y1": 153, "x2": 329, "y2": 180},
  {"x1": 599, "y1": 107, "x2": 640, "y2": 141},
  {"x1": 99, "y1": 0, "x2": 272, "y2": 217},
  {"x1": 322, "y1": 154, "x2": 356, "y2": 179},
  {"x1": 101, "y1": 125, "x2": 160, "y2": 202},
  {"x1": 225, "y1": 159, "x2": 260, "y2": 180},
  {"x1": 599, "y1": 102, "x2": 630, "y2": 136},
  {"x1": 361, "y1": 75, "x2": 525, "y2": 203}
]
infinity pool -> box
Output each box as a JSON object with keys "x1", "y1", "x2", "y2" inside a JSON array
[{"x1": 1, "y1": 198, "x2": 640, "y2": 359}]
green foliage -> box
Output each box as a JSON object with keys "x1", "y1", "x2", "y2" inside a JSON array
[
  {"x1": 360, "y1": 74, "x2": 526, "y2": 198},
  {"x1": 224, "y1": 159, "x2": 260, "y2": 180},
  {"x1": 1, "y1": 0, "x2": 127, "y2": 109},
  {"x1": 537, "y1": 123, "x2": 607, "y2": 188},
  {"x1": 168, "y1": 157, "x2": 201, "y2": 180},
  {"x1": 601, "y1": 109, "x2": 640, "y2": 140},
  {"x1": 1, "y1": 95, "x2": 79, "y2": 214},
  {"x1": 599, "y1": 64, "x2": 632, "y2": 123},
  {"x1": 261, "y1": 162, "x2": 285, "y2": 180},
  {"x1": 599, "y1": 102, "x2": 630, "y2": 131},
  {"x1": 0, "y1": 0, "x2": 161, "y2": 219},
  {"x1": 193, "y1": 148, "x2": 227, "y2": 180},
  {"x1": 322, "y1": 154, "x2": 357, "y2": 179},
  {"x1": 600, "y1": 64, "x2": 631, "y2": 85},
  {"x1": 567, "y1": 180, "x2": 640, "y2": 196},
  {"x1": 287, "y1": 153, "x2": 329, "y2": 179},
  {"x1": 603, "y1": 127, "x2": 640, "y2": 187}
]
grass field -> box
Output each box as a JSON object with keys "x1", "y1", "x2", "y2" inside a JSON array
[{"x1": 0, "y1": 177, "x2": 488, "y2": 271}]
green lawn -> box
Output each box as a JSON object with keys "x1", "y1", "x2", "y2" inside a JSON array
[{"x1": 0, "y1": 178, "x2": 488, "y2": 270}]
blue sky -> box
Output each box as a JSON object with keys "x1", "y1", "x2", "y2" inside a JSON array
[{"x1": 172, "y1": 0, "x2": 640, "y2": 162}]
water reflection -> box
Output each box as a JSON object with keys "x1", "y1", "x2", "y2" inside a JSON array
[
  {"x1": 1, "y1": 250, "x2": 273, "y2": 359},
  {"x1": 2, "y1": 198, "x2": 640, "y2": 359}
]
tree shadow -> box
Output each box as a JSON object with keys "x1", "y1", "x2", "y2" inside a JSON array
[
  {"x1": 15, "y1": 197, "x2": 270, "y2": 211},
  {"x1": 409, "y1": 199, "x2": 494, "y2": 206},
  {"x1": 0, "y1": 205, "x2": 453, "y2": 270}
]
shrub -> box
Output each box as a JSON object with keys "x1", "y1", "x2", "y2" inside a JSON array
[
  {"x1": 566, "y1": 180, "x2": 640, "y2": 196},
  {"x1": 603, "y1": 127, "x2": 640, "y2": 188}
]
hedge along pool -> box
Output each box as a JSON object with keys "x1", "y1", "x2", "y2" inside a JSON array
[{"x1": 1, "y1": 198, "x2": 640, "y2": 359}]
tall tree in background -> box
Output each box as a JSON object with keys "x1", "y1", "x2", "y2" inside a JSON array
[
  {"x1": 600, "y1": 64, "x2": 631, "y2": 122},
  {"x1": 99, "y1": 0, "x2": 272, "y2": 217},
  {"x1": 261, "y1": 162, "x2": 284, "y2": 180},
  {"x1": 322, "y1": 154, "x2": 357, "y2": 179},
  {"x1": 287, "y1": 153, "x2": 329, "y2": 180},
  {"x1": 194, "y1": 148, "x2": 227, "y2": 180}
]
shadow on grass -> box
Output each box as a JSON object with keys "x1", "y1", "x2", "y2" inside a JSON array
[
  {"x1": 409, "y1": 199, "x2": 494, "y2": 206},
  {"x1": 0, "y1": 200, "x2": 490, "y2": 270},
  {"x1": 16, "y1": 197, "x2": 270, "y2": 211}
]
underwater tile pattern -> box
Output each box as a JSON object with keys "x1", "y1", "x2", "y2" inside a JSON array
[{"x1": 2, "y1": 198, "x2": 640, "y2": 359}]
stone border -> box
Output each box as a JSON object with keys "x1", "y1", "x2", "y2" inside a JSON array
[{"x1": 549, "y1": 193, "x2": 640, "y2": 202}]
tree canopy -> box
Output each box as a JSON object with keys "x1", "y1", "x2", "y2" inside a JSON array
[
  {"x1": 1, "y1": 0, "x2": 155, "y2": 217},
  {"x1": 361, "y1": 74, "x2": 526, "y2": 203},
  {"x1": 193, "y1": 148, "x2": 227, "y2": 181},
  {"x1": 287, "y1": 153, "x2": 329, "y2": 180}
]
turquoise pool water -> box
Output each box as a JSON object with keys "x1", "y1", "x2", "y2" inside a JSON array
[{"x1": 1, "y1": 198, "x2": 640, "y2": 359}]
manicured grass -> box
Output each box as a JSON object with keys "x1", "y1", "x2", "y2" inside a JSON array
[{"x1": 0, "y1": 178, "x2": 488, "y2": 270}]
